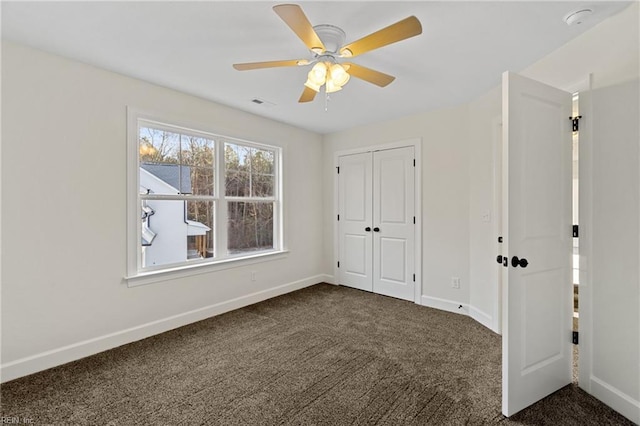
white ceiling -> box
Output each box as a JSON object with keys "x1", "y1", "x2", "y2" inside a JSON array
[{"x1": 1, "y1": 1, "x2": 631, "y2": 134}]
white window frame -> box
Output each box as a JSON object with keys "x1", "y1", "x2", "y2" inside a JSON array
[{"x1": 126, "y1": 108, "x2": 285, "y2": 287}]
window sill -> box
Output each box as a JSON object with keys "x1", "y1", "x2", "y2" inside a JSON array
[{"x1": 124, "y1": 250, "x2": 289, "y2": 288}]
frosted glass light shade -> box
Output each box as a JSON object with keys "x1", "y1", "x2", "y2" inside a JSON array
[
  {"x1": 329, "y1": 63, "x2": 350, "y2": 87},
  {"x1": 309, "y1": 62, "x2": 327, "y2": 85},
  {"x1": 325, "y1": 79, "x2": 342, "y2": 93}
]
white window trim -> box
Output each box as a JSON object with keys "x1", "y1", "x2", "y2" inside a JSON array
[{"x1": 125, "y1": 107, "x2": 285, "y2": 287}]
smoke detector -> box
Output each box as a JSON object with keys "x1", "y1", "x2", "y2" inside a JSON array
[{"x1": 564, "y1": 8, "x2": 593, "y2": 26}]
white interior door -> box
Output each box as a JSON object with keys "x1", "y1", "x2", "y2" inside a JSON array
[
  {"x1": 372, "y1": 147, "x2": 415, "y2": 301},
  {"x1": 338, "y1": 152, "x2": 373, "y2": 292},
  {"x1": 502, "y1": 71, "x2": 573, "y2": 417},
  {"x1": 338, "y1": 147, "x2": 416, "y2": 301}
]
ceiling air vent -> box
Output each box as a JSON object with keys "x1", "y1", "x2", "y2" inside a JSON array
[{"x1": 250, "y1": 98, "x2": 276, "y2": 108}]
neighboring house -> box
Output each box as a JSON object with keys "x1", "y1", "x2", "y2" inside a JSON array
[{"x1": 140, "y1": 163, "x2": 210, "y2": 267}]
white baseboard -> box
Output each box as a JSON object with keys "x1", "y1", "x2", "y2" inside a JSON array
[
  {"x1": 590, "y1": 375, "x2": 640, "y2": 424},
  {"x1": 319, "y1": 274, "x2": 336, "y2": 284},
  {"x1": 420, "y1": 296, "x2": 499, "y2": 333},
  {"x1": 1, "y1": 274, "x2": 325, "y2": 383},
  {"x1": 420, "y1": 295, "x2": 468, "y2": 315},
  {"x1": 469, "y1": 305, "x2": 495, "y2": 332},
  {"x1": 320, "y1": 274, "x2": 338, "y2": 285}
]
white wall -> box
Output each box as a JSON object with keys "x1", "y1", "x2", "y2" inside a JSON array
[
  {"x1": 1, "y1": 41, "x2": 325, "y2": 381},
  {"x1": 323, "y1": 105, "x2": 471, "y2": 313},
  {"x1": 584, "y1": 79, "x2": 640, "y2": 423}
]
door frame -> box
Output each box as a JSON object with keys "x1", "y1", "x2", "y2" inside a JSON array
[
  {"x1": 333, "y1": 138, "x2": 422, "y2": 304},
  {"x1": 564, "y1": 75, "x2": 592, "y2": 393}
]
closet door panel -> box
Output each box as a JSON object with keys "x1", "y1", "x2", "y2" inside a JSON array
[
  {"x1": 338, "y1": 152, "x2": 373, "y2": 291},
  {"x1": 373, "y1": 147, "x2": 415, "y2": 301}
]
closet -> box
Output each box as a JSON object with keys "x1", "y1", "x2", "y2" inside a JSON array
[{"x1": 337, "y1": 146, "x2": 416, "y2": 301}]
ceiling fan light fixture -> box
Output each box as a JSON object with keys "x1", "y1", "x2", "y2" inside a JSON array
[
  {"x1": 325, "y1": 79, "x2": 342, "y2": 93},
  {"x1": 234, "y1": 5, "x2": 422, "y2": 104},
  {"x1": 309, "y1": 62, "x2": 328, "y2": 85},
  {"x1": 329, "y1": 63, "x2": 350, "y2": 87}
]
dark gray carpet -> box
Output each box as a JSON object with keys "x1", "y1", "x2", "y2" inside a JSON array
[{"x1": 1, "y1": 284, "x2": 633, "y2": 425}]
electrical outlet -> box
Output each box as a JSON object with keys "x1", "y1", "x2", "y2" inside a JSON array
[
  {"x1": 251, "y1": 271, "x2": 256, "y2": 281},
  {"x1": 451, "y1": 277, "x2": 461, "y2": 289}
]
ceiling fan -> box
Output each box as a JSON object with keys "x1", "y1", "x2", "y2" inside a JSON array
[{"x1": 233, "y1": 4, "x2": 422, "y2": 103}]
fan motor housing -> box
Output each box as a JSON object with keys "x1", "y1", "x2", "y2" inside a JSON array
[{"x1": 313, "y1": 24, "x2": 346, "y2": 54}]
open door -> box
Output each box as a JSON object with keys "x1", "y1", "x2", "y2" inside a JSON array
[{"x1": 502, "y1": 71, "x2": 573, "y2": 417}]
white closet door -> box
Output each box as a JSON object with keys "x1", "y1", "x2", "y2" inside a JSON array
[
  {"x1": 338, "y1": 147, "x2": 415, "y2": 301},
  {"x1": 338, "y1": 152, "x2": 373, "y2": 292},
  {"x1": 502, "y1": 71, "x2": 573, "y2": 417},
  {"x1": 372, "y1": 147, "x2": 415, "y2": 301}
]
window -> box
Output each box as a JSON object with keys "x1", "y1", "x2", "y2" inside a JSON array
[{"x1": 127, "y1": 110, "x2": 282, "y2": 280}]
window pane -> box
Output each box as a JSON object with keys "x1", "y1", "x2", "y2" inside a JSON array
[
  {"x1": 182, "y1": 135, "x2": 215, "y2": 196},
  {"x1": 225, "y1": 143, "x2": 250, "y2": 171},
  {"x1": 250, "y1": 148, "x2": 275, "y2": 197},
  {"x1": 140, "y1": 127, "x2": 180, "y2": 164},
  {"x1": 186, "y1": 200, "x2": 214, "y2": 259},
  {"x1": 140, "y1": 128, "x2": 187, "y2": 195},
  {"x1": 250, "y1": 148, "x2": 274, "y2": 175},
  {"x1": 225, "y1": 143, "x2": 249, "y2": 196},
  {"x1": 190, "y1": 166, "x2": 214, "y2": 196},
  {"x1": 227, "y1": 202, "x2": 274, "y2": 254},
  {"x1": 225, "y1": 170, "x2": 250, "y2": 197},
  {"x1": 225, "y1": 143, "x2": 275, "y2": 197},
  {"x1": 141, "y1": 199, "x2": 213, "y2": 268},
  {"x1": 251, "y1": 174, "x2": 273, "y2": 197}
]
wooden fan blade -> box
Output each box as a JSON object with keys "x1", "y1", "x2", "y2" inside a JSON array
[
  {"x1": 233, "y1": 59, "x2": 307, "y2": 71},
  {"x1": 273, "y1": 4, "x2": 326, "y2": 53},
  {"x1": 340, "y1": 16, "x2": 422, "y2": 58},
  {"x1": 343, "y1": 63, "x2": 395, "y2": 87},
  {"x1": 299, "y1": 86, "x2": 318, "y2": 103}
]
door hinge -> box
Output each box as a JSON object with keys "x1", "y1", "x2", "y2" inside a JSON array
[
  {"x1": 570, "y1": 115, "x2": 582, "y2": 132},
  {"x1": 413, "y1": 159, "x2": 416, "y2": 167},
  {"x1": 336, "y1": 166, "x2": 340, "y2": 174},
  {"x1": 573, "y1": 225, "x2": 579, "y2": 238},
  {"x1": 337, "y1": 214, "x2": 340, "y2": 221},
  {"x1": 572, "y1": 331, "x2": 579, "y2": 345},
  {"x1": 413, "y1": 216, "x2": 415, "y2": 224},
  {"x1": 413, "y1": 274, "x2": 415, "y2": 282},
  {"x1": 337, "y1": 261, "x2": 340, "y2": 268}
]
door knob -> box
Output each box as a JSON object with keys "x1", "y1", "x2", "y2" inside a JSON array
[
  {"x1": 496, "y1": 255, "x2": 503, "y2": 264},
  {"x1": 511, "y1": 256, "x2": 529, "y2": 268},
  {"x1": 373, "y1": 227, "x2": 380, "y2": 232},
  {"x1": 365, "y1": 227, "x2": 371, "y2": 232}
]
